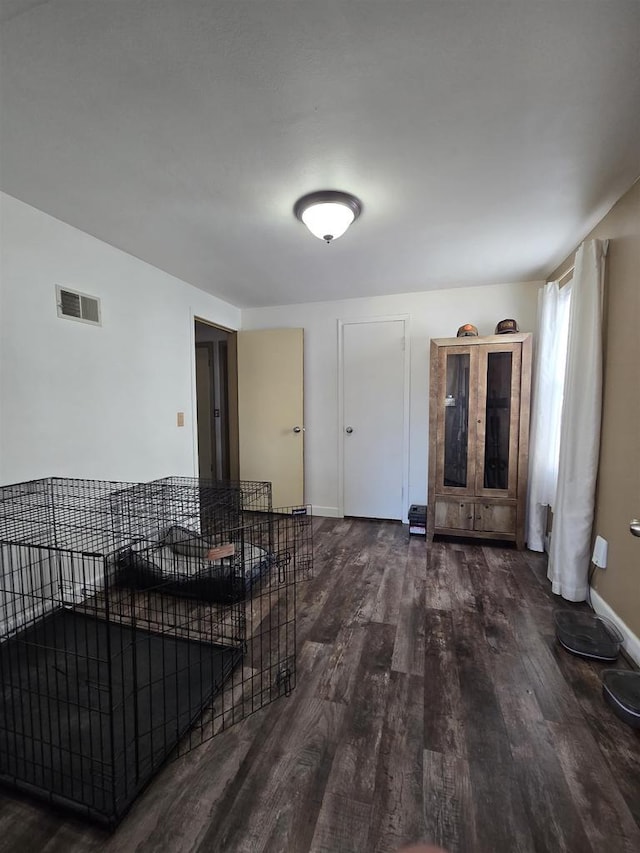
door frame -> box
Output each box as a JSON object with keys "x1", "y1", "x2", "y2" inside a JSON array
[
  {"x1": 337, "y1": 315, "x2": 411, "y2": 522},
  {"x1": 190, "y1": 312, "x2": 239, "y2": 480},
  {"x1": 195, "y1": 341, "x2": 217, "y2": 478}
]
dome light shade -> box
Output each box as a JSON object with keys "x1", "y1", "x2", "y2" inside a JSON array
[
  {"x1": 294, "y1": 190, "x2": 362, "y2": 243},
  {"x1": 301, "y1": 202, "x2": 354, "y2": 242}
]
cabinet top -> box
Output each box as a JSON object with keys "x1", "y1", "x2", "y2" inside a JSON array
[{"x1": 430, "y1": 331, "x2": 532, "y2": 347}]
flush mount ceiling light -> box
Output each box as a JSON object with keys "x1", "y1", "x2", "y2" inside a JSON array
[{"x1": 293, "y1": 190, "x2": 362, "y2": 243}]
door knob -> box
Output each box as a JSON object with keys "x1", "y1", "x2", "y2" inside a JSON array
[
  {"x1": 631, "y1": 519, "x2": 640, "y2": 538},
  {"x1": 345, "y1": 426, "x2": 354, "y2": 434},
  {"x1": 292, "y1": 426, "x2": 303, "y2": 433}
]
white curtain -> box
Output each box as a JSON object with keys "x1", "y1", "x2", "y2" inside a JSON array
[
  {"x1": 526, "y1": 280, "x2": 571, "y2": 551},
  {"x1": 547, "y1": 239, "x2": 607, "y2": 601}
]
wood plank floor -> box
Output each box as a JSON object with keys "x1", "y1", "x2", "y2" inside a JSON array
[{"x1": 1, "y1": 518, "x2": 639, "y2": 852}]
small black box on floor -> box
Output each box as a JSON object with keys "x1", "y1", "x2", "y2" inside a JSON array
[{"x1": 408, "y1": 504, "x2": 427, "y2": 536}]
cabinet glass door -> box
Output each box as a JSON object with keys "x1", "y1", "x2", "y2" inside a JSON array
[
  {"x1": 442, "y1": 352, "x2": 471, "y2": 489},
  {"x1": 477, "y1": 344, "x2": 521, "y2": 497},
  {"x1": 483, "y1": 351, "x2": 512, "y2": 489}
]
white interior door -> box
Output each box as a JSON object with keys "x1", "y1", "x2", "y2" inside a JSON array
[
  {"x1": 237, "y1": 328, "x2": 304, "y2": 507},
  {"x1": 342, "y1": 319, "x2": 407, "y2": 520}
]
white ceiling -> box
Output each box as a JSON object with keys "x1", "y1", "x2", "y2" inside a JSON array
[{"x1": 1, "y1": 1, "x2": 639, "y2": 308}]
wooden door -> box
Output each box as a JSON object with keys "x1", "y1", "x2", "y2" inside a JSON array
[
  {"x1": 434, "y1": 499, "x2": 474, "y2": 531},
  {"x1": 237, "y1": 328, "x2": 304, "y2": 507},
  {"x1": 474, "y1": 501, "x2": 517, "y2": 534}
]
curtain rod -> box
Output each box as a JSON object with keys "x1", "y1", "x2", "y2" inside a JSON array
[
  {"x1": 557, "y1": 266, "x2": 574, "y2": 286},
  {"x1": 553, "y1": 239, "x2": 609, "y2": 286}
]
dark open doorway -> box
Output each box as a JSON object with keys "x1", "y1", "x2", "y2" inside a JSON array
[{"x1": 194, "y1": 319, "x2": 239, "y2": 480}]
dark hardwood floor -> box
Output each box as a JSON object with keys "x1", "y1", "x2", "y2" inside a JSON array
[{"x1": 1, "y1": 517, "x2": 639, "y2": 852}]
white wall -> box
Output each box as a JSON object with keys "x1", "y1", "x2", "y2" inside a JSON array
[
  {"x1": 0, "y1": 191, "x2": 542, "y2": 512},
  {"x1": 0, "y1": 193, "x2": 240, "y2": 485},
  {"x1": 242, "y1": 284, "x2": 541, "y2": 518}
]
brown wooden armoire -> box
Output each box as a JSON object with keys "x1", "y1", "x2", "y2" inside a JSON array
[{"x1": 427, "y1": 332, "x2": 532, "y2": 548}]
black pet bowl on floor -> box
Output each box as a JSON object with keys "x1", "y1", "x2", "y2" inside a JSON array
[
  {"x1": 554, "y1": 610, "x2": 623, "y2": 661},
  {"x1": 602, "y1": 670, "x2": 640, "y2": 729}
]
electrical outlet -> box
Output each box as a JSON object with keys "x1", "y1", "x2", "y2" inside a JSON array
[
  {"x1": 592, "y1": 535, "x2": 608, "y2": 569},
  {"x1": 177, "y1": 411, "x2": 185, "y2": 427}
]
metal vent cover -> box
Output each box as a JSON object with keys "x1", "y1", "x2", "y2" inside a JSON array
[{"x1": 56, "y1": 286, "x2": 102, "y2": 326}]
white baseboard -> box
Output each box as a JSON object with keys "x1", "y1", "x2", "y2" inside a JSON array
[
  {"x1": 310, "y1": 507, "x2": 410, "y2": 522},
  {"x1": 591, "y1": 588, "x2": 640, "y2": 667},
  {"x1": 311, "y1": 505, "x2": 341, "y2": 518}
]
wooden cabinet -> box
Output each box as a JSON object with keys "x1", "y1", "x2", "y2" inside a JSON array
[{"x1": 427, "y1": 333, "x2": 532, "y2": 548}]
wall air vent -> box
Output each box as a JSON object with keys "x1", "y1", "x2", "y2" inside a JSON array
[{"x1": 56, "y1": 285, "x2": 102, "y2": 326}]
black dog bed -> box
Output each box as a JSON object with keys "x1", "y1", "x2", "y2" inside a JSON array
[
  {"x1": 115, "y1": 525, "x2": 273, "y2": 604},
  {"x1": 0, "y1": 609, "x2": 240, "y2": 827}
]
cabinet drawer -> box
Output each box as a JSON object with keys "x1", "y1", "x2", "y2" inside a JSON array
[
  {"x1": 474, "y1": 502, "x2": 516, "y2": 534},
  {"x1": 434, "y1": 500, "x2": 474, "y2": 531}
]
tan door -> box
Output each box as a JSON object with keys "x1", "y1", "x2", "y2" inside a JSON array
[{"x1": 237, "y1": 328, "x2": 304, "y2": 507}]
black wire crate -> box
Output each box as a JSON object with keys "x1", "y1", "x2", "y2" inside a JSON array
[{"x1": 0, "y1": 477, "x2": 311, "y2": 828}]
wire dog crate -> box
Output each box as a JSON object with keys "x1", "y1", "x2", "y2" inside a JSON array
[{"x1": 0, "y1": 477, "x2": 312, "y2": 827}]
